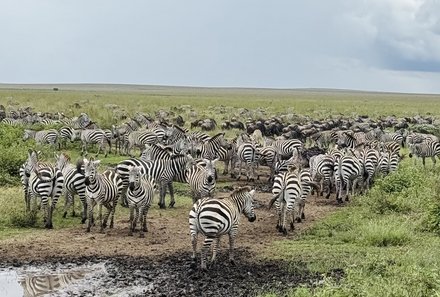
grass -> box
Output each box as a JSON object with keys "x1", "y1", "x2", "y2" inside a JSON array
[
  {"x1": 2, "y1": 85, "x2": 440, "y2": 295},
  {"x1": 259, "y1": 161, "x2": 440, "y2": 297}
]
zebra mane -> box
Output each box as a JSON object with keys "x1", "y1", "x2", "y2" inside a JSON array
[
  {"x1": 230, "y1": 186, "x2": 252, "y2": 197},
  {"x1": 209, "y1": 132, "x2": 225, "y2": 142}
]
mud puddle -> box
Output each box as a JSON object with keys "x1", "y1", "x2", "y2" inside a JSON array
[{"x1": 0, "y1": 250, "x2": 321, "y2": 297}]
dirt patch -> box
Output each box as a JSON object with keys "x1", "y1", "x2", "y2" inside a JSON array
[{"x1": 0, "y1": 172, "x2": 342, "y2": 296}]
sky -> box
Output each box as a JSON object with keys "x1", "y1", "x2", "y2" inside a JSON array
[{"x1": 1, "y1": 0, "x2": 440, "y2": 93}]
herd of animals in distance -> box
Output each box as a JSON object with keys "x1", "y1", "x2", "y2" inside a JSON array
[{"x1": 1, "y1": 104, "x2": 437, "y2": 270}]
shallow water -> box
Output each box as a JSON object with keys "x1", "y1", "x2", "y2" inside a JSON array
[{"x1": 0, "y1": 264, "x2": 106, "y2": 297}]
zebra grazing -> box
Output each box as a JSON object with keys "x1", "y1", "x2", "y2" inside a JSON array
[
  {"x1": 84, "y1": 158, "x2": 123, "y2": 233},
  {"x1": 127, "y1": 166, "x2": 157, "y2": 237},
  {"x1": 24, "y1": 150, "x2": 64, "y2": 229},
  {"x1": 59, "y1": 126, "x2": 80, "y2": 148},
  {"x1": 189, "y1": 187, "x2": 256, "y2": 270},
  {"x1": 335, "y1": 155, "x2": 363, "y2": 203},
  {"x1": 23, "y1": 129, "x2": 59, "y2": 148},
  {"x1": 186, "y1": 158, "x2": 218, "y2": 202},
  {"x1": 236, "y1": 142, "x2": 258, "y2": 181},
  {"x1": 309, "y1": 154, "x2": 334, "y2": 199},
  {"x1": 55, "y1": 153, "x2": 87, "y2": 223},
  {"x1": 409, "y1": 140, "x2": 440, "y2": 167},
  {"x1": 73, "y1": 129, "x2": 111, "y2": 157}
]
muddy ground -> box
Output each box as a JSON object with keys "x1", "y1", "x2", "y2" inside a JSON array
[{"x1": 0, "y1": 174, "x2": 342, "y2": 296}]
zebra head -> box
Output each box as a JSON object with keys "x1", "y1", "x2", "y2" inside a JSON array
[
  {"x1": 203, "y1": 158, "x2": 218, "y2": 183},
  {"x1": 55, "y1": 153, "x2": 70, "y2": 171},
  {"x1": 128, "y1": 166, "x2": 142, "y2": 191},
  {"x1": 24, "y1": 149, "x2": 40, "y2": 177},
  {"x1": 233, "y1": 187, "x2": 256, "y2": 222},
  {"x1": 84, "y1": 158, "x2": 100, "y2": 186}
]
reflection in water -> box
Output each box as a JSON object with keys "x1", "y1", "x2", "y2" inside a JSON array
[{"x1": 18, "y1": 270, "x2": 87, "y2": 297}]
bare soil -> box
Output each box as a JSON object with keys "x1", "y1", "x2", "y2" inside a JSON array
[{"x1": 0, "y1": 175, "x2": 342, "y2": 296}]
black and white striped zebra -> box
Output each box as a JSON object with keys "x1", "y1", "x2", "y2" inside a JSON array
[
  {"x1": 336, "y1": 131, "x2": 365, "y2": 149},
  {"x1": 23, "y1": 129, "x2": 59, "y2": 148},
  {"x1": 195, "y1": 133, "x2": 232, "y2": 161},
  {"x1": 116, "y1": 155, "x2": 191, "y2": 209},
  {"x1": 309, "y1": 154, "x2": 335, "y2": 199},
  {"x1": 84, "y1": 158, "x2": 123, "y2": 233},
  {"x1": 357, "y1": 148, "x2": 379, "y2": 193},
  {"x1": 408, "y1": 140, "x2": 440, "y2": 167},
  {"x1": 125, "y1": 129, "x2": 161, "y2": 156},
  {"x1": 257, "y1": 146, "x2": 278, "y2": 182},
  {"x1": 272, "y1": 139, "x2": 304, "y2": 159},
  {"x1": 380, "y1": 132, "x2": 405, "y2": 147},
  {"x1": 55, "y1": 153, "x2": 87, "y2": 223},
  {"x1": 335, "y1": 155, "x2": 363, "y2": 203},
  {"x1": 236, "y1": 142, "x2": 259, "y2": 181},
  {"x1": 24, "y1": 150, "x2": 64, "y2": 229},
  {"x1": 127, "y1": 166, "x2": 157, "y2": 237},
  {"x1": 378, "y1": 151, "x2": 400, "y2": 175},
  {"x1": 73, "y1": 129, "x2": 111, "y2": 157},
  {"x1": 186, "y1": 158, "x2": 218, "y2": 202},
  {"x1": 268, "y1": 169, "x2": 301, "y2": 235},
  {"x1": 189, "y1": 187, "x2": 256, "y2": 270}
]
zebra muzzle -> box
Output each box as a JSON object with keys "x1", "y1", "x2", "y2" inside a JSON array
[{"x1": 248, "y1": 215, "x2": 256, "y2": 222}]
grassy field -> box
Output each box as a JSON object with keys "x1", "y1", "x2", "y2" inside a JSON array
[{"x1": 2, "y1": 84, "x2": 440, "y2": 296}]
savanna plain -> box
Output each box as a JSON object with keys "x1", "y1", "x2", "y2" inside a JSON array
[{"x1": 1, "y1": 84, "x2": 440, "y2": 296}]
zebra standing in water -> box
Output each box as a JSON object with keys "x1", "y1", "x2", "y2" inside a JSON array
[
  {"x1": 23, "y1": 129, "x2": 59, "y2": 148},
  {"x1": 189, "y1": 187, "x2": 256, "y2": 270},
  {"x1": 55, "y1": 153, "x2": 87, "y2": 223},
  {"x1": 126, "y1": 166, "x2": 157, "y2": 237},
  {"x1": 84, "y1": 158, "x2": 123, "y2": 233},
  {"x1": 24, "y1": 149, "x2": 64, "y2": 229},
  {"x1": 186, "y1": 158, "x2": 218, "y2": 202}
]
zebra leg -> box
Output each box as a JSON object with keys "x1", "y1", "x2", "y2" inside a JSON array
[
  {"x1": 80, "y1": 194, "x2": 87, "y2": 224},
  {"x1": 63, "y1": 192, "x2": 73, "y2": 218},
  {"x1": 142, "y1": 206, "x2": 149, "y2": 234},
  {"x1": 191, "y1": 232, "x2": 198, "y2": 260},
  {"x1": 201, "y1": 237, "x2": 215, "y2": 270},
  {"x1": 346, "y1": 179, "x2": 351, "y2": 201},
  {"x1": 138, "y1": 207, "x2": 145, "y2": 238},
  {"x1": 422, "y1": 157, "x2": 426, "y2": 168},
  {"x1": 228, "y1": 231, "x2": 237, "y2": 265},
  {"x1": 432, "y1": 156, "x2": 436, "y2": 167},
  {"x1": 128, "y1": 205, "x2": 134, "y2": 236},
  {"x1": 211, "y1": 237, "x2": 221, "y2": 263},
  {"x1": 101, "y1": 204, "x2": 112, "y2": 232},
  {"x1": 86, "y1": 198, "x2": 94, "y2": 232},
  {"x1": 98, "y1": 203, "x2": 104, "y2": 232},
  {"x1": 236, "y1": 160, "x2": 242, "y2": 180},
  {"x1": 109, "y1": 199, "x2": 117, "y2": 229},
  {"x1": 158, "y1": 183, "x2": 166, "y2": 209},
  {"x1": 168, "y1": 182, "x2": 175, "y2": 208}
]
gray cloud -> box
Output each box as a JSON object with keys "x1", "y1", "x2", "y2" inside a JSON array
[{"x1": 0, "y1": 0, "x2": 440, "y2": 93}]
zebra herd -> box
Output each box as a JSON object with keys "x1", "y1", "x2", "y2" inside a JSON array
[{"x1": 12, "y1": 110, "x2": 440, "y2": 270}]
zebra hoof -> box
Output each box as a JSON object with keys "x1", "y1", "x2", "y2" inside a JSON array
[
  {"x1": 81, "y1": 218, "x2": 86, "y2": 224},
  {"x1": 290, "y1": 222, "x2": 295, "y2": 230},
  {"x1": 229, "y1": 259, "x2": 236, "y2": 266},
  {"x1": 301, "y1": 213, "x2": 305, "y2": 220},
  {"x1": 282, "y1": 228, "x2": 288, "y2": 236},
  {"x1": 86, "y1": 228, "x2": 91, "y2": 233},
  {"x1": 169, "y1": 202, "x2": 175, "y2": 208},
  {"x1": 295, "y1": 217, "x2": 301, "y2": 223},
  {"x1": 62, "y1": 212, "x2": 67, "y2": 218},
  {"x1": 71, "y1": 211, "x2": 76, "y2": 217},
  {"x1": 159, "y1": 203, "x2": 166, "y2": 209},
  {"x1": 45, "y1": 223, "x2": 53, "y2": 229}
]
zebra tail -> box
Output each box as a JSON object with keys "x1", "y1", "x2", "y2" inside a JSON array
[{"x1": 268, "y1": 193, "x2": 280, "y2": 209}]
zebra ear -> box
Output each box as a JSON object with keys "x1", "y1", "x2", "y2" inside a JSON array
[
  {"x1": 249, "y1": 189, "x2": 256, "y2": 196},
  {"x1": 93, "y1": 160, "x2": 101, "y2": 166}
]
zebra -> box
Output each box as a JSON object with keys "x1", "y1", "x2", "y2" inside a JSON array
[
  {"x1": 116, "y1": 155, "x2": 192, "y2": 209},
  {"x1": 84, "y1": 158, "x2": 123, "y2": 233},
  {"x1": 335, "y1": 155, "x2": 363, "y2": 203},
  {"x1": 1, "y1": 118, "x2": 25, "y2": 126},
  {"x1": 236, "y1": 142, "x2": 258, "y2": 181},
  {"x1": 309, "y1": 154, "x2": 335, "y2": 199},
  {"x1": 59, "y1": 126, "x2": 81, "y2": 148},
  {"x1": 336, "y1": 131, "x2": 366, "y2": 149},
  {"x1": 268, "y1": 169, "x2": 301, "y2": 235},
  {"x1": 194, "y1": 132, "x2": 231, "y2": 160},
  {"x1": 380, "y1": 132, "x2": 405, "y2": 147},
  {"x1": 272, "y1": 139, "x2": 304, "y2": 159},
  {"x1": 256, "y1": 145, "x2": 278, "y2": 182},
  {"x1": 127, "y1": 166, "x2": 157, "y2": 237},
  {"x1": 186, "y1": 158, "x2": 218, "y2": 202},
  {"x1": 23, "y1": 129, "x2": 59, "y2": 148},
  {"x1": 189, "y1": 187, "x2": 256, "y2": 270},
  {"x1": 24, "y1": 150, "x2": 64, "y2": 229},
  {"x1": 408, "y1": 140, "x2": 440, "y2": 167},
  {"x1": 406, "y1": 132, "x2": 439, "y2": 146},
  {"x1": 125, "y1": 129, "x2": 160, "y2": 156},
  {"x1": 295, "y1": 169, "x2": 317, "y2": 223},
  {"x1": 378, "y1": 151, "x2": 400, "y2": 175},
  {"x1": 379, "y1": 141, "x2": 401, "y2": 156},
  {"x1": 357, "y1": 148, "x2": 380, "y2": 193},
  {"x1": 72, "y1": 129, "x2": 111, "y2": 157},
  {"x1": 55, "y1": 153, "x2": 87, "y2": 223},
  {"x1": 310, "y1": 130, "x2": 335, "y2": 149}
]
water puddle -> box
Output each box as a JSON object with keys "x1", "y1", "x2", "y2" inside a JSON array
[{"x1": 0, "y1": 263, "x2": 106, "y2": 297}]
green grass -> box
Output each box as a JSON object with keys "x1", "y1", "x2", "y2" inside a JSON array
[{"x1": 260, "y1": 161, "x2": 440, "y2": 297}]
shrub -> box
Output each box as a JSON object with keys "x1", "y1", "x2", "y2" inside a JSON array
[
  {"x1": 9, "y1": 209, "x2": 38, "y2": 228},
  {"x1": 0, "y1": 124, "x2": 28, "y2": 186}
]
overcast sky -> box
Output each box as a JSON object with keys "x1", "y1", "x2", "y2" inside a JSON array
[{"x1": 1, "y1": 0, "x2": 440, "y2": 93}]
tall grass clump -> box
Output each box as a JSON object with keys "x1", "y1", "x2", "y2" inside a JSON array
[{"x1": 0, "y1": 124, "x2": 28, "y2": 186}]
